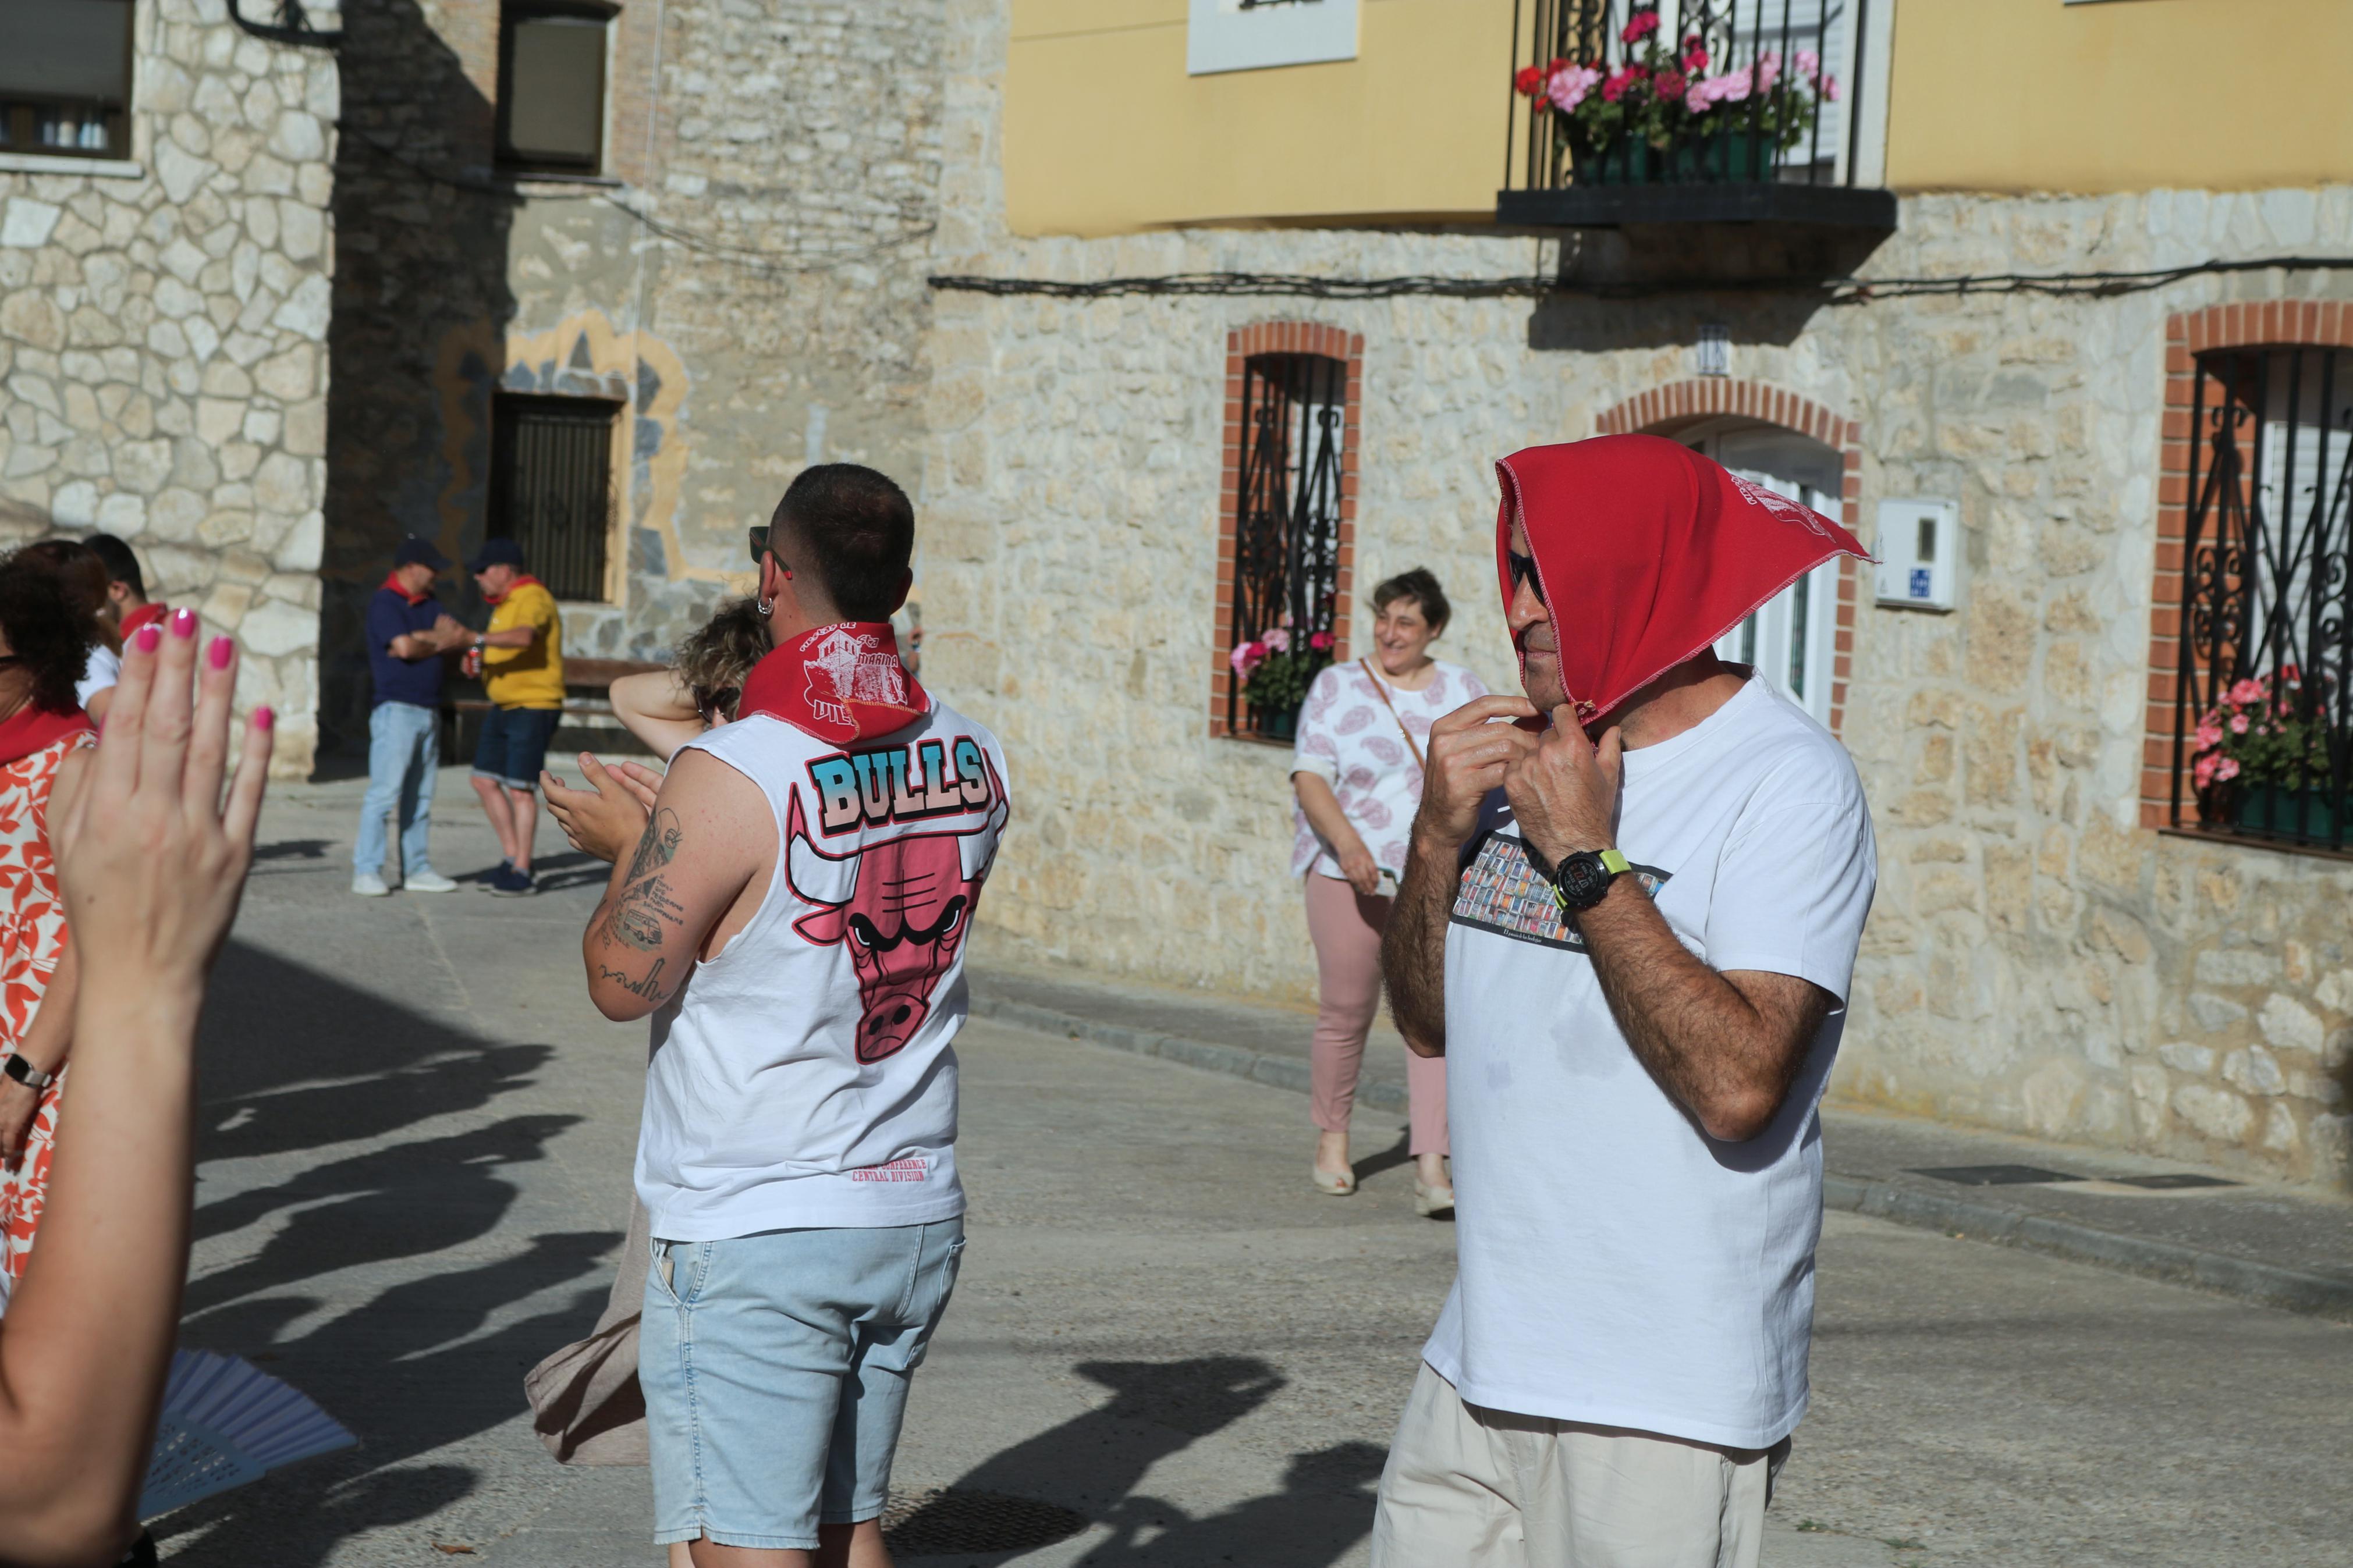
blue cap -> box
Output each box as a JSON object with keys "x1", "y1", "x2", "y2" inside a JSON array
[
  {"x1": 394, "y1": 535, "x2": 451, "y2": 570},
  {"x1": 467, "y1": 536, "x2": 526, "y2": 573}
]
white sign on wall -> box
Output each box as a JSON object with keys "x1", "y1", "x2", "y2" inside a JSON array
[
  {"x1": 1873, "y1": 497, "x2": 1960, "y2": 612},
  {"x1": 1187, "y1": 0, "x2": 1360, "y2": 76}
]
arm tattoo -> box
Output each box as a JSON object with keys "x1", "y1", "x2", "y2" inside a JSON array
[
  {"x1": 595, "y1": 958, "x2": 670, "y2": 1000},
  {"x1": 624, "y1": 809, "x2": 683, "y2": 883}
]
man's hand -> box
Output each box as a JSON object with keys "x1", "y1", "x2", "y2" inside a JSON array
[
  {"x1": 1503, "y1": 706, "x2": 1624, "y2": 867},
  {"x1": 542, "y1": 753, "x2": 660, "y2": 863},
  {"x1": 1412, "y1": 694, "x2": 1540, "y2": 853},
  {"x1": 0, "y1": 1077, "x2": 40, "y2": 1165}
]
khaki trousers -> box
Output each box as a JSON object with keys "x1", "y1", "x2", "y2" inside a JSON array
[{"x1": 1371, "y1": 1363, "x2": 1785, "y2": 1568}]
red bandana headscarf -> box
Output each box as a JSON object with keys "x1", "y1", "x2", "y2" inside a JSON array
[
  {"x1": 737, "y1": 621, "x2": 931, "y2": 745},
  {"x1": 1495, "y1": 434, "x2": 1870, "y2": 724}
]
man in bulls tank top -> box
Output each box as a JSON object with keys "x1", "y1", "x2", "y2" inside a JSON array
[{"x1": 550, "y1": 465, "x2": 1009, "y2": 1564}]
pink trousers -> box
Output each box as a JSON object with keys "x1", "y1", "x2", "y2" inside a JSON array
[{"x1": 1304, "y1": 873, "x2": 1448, "y2": 1157}]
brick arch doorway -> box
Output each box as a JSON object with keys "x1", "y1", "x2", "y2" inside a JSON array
[{"x1": 1598, "y1": 381, "x2": 1861, "y2": 734}]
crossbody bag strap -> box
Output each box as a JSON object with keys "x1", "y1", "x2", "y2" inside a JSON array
[{"x1": 1358, "y1": 659, "x2": 1427, "y2": 772}]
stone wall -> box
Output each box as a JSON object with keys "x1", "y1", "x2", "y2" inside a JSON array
[
  {"x1": 318, "y1": 0, "x2": 945, "y2": 749},
  {"x1": 1, "y1": 0, "x2": 337, "y2": 775},
  {"x1": 925, "y1": 0, "x2": 2353, "y2": 1186}
]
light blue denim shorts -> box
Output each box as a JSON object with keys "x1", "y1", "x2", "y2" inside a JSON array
[{"x1": 639, "y1": 1218, "x2": 966, "y2": 1551}]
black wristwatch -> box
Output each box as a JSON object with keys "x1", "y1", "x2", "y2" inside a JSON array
[
  {"x1": 2, "y1": 1051, "x2": 54, "y2": 1091},
  {"x1": 1522, "y1": 839, "x2": 1633, "y2": 913}
]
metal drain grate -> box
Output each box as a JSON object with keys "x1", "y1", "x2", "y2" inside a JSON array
[{"x1": 881, "y1": 1488, "x2": 1089, "y2": 1556}]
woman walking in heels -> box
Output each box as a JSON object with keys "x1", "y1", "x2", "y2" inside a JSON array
[{"x1": 1290, "y1": 568, "x2": 1486, "y2": 1215}]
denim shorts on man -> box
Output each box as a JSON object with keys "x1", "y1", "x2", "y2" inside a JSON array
[
  {"x1": 471, "y1": 703, "x2": 560, "y2": 791},
  {"x1": 638, "y1": 1218, "x2": 965, "y2": 1552}
]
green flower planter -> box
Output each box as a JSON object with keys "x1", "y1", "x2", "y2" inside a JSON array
[
  {"x1": 1576, "y1": 130, "x2": 1773, "y2": 187},
  {"x1": 1252, "y1": 706, "x2": 1298, "y2": 744},
  {"x1": 2234, "y1": 784, "x2": 2343, "y2": 841}
]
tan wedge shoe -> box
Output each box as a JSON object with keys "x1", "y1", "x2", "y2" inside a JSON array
[
  {"x1": 1414, "y1": 1179, "x2": 1456, "y2": 1218},
  {"x1": 1313, "y1": 1164, "x2": 1358, "y2": 1196}
]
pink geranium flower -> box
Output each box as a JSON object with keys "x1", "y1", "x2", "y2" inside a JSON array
[
  {"x1": 2228, "y1": 678, "x2": 2266, "y2": 706},
  {"x1": 1819, "y1": 73, "x2": 1840, "y2": 101},
  {"x1": 2230, "y1": 713, "x2": 2251, "y2": 735},
  {"x1": 2215, "y1": 756, "x2": 2241, "y2": 783},
  {"x1": 1794, "y1": 49, "x2": 1820, "y2": 81},
  {"x1": 2195, "y1": 721, "x2": 2224, "y2": 752},
  {"x1": 1620, "y1": 9, "x2": 1660, "y2": 45},
  {"x1": 1229, "y1": 641, "x2": 1266, "y2": 678},
  {"x1": 2195, "y1": 753, "x2": 2219, "y2": 789},
  {"x1": 1755, "y1": 51, "x2": 1780, "y2": 95},
  {"x1": 1681, "y1": 34, "x2": 1708, "y2": 70},
  {"x1": 1547, "y1": 62, "x2": 1602, "y2": 112},
  {"x1": 1262, "y1": 626, "x2": 1291, "y2": 654},
  {"x1": 1309, "y1": 630, "x2": 1334, "y2": 652}
]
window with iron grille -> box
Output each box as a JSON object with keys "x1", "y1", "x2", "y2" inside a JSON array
[
  {"x1": 489, "y1": 394, "x2": 618, "y2": 603},
  {"x1": 0, "y1": 0, "x2": 132, "y2": 161},
  {"x1": 497, "y1": 1, "x2": 611, "y2": 174},
  {"x1": 1224, "y1": 353, "x2": 1348, "y2": 739},
  {"x1": 2172, "y1": 345, "x2": 2353, "y2": 849}
]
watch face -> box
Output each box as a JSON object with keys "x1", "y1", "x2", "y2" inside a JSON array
[{"x1": 1560, "y1": 854, "x2": 1608, "y2": 905}]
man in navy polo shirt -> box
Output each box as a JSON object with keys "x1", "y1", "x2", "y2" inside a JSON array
[{"x1": 354, "y1": 536, "x2": 472, "y2": 897}]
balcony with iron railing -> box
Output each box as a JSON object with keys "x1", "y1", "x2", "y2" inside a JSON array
[{"x1": 1498, "y1": 0, "x2": 1894, "y2": 244}]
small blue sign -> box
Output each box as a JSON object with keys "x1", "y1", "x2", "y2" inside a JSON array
[{"x1": 1909, "y1": 567, "x2": 1933, "y2": 600}]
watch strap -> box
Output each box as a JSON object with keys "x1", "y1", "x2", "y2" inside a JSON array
[
  {"x1": 3, "y1": 1051, "x2": 54, "y2": 1091},
  {"x1": 1598, "y1": 849, "x2": 1631, "y2": 876}
]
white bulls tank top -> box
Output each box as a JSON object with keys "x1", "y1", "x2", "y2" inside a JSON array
[{"x1": 633, "y1": 698, "x2": 1010, "y2": 1241}]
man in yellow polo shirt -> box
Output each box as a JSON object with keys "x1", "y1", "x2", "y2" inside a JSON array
[{"x1": 465, "y1": 538, "x2": 565, "y2": 895}]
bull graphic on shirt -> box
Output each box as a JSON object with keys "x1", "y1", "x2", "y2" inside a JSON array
[{"x1": 785, "y1": 757, "x2": 1006, "y2": 1063}]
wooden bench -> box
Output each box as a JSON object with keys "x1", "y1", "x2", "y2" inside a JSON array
[{"x1": 445, "y1": 656, "x2": 667, "y2": 757}]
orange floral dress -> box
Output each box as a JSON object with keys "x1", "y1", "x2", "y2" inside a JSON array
[{"x1": 0, "y1": 730, "x2": 93, "y2": 1305}]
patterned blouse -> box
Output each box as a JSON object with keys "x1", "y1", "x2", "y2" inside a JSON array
[{"x1": 1289, "y1": 659, "x2": 1489, "y2": 880}]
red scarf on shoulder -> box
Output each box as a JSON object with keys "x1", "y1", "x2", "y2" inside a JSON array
[
  {"x1": 1495, "y1": 434, "x2": 1869, "y2": 724},
  {"x1": 120, "y1": 602, "x2": 171, "y2": 638},
  {"x1": 482, "y1": 574, "x2": 543, "y2": 607},
  {"x1": 379, "y1": 573, "x2": 433, "y2": 607},
  {"x1": 0, "y1": 703, "x2": 93, "y2": 769},
  {"x1": 738, "y1": 622, "x2": 929, "y2": 745}
]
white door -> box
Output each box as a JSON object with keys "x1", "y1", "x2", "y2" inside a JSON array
[{"x1": 1681, "y1": 424, "x2": 1844, "y2": 728}]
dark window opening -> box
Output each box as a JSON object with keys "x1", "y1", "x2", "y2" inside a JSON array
[
  {"x1": 0, "y1": 0, "x2": 133, "y2": 161},
  {"x1": 489, "y1": 393, "x2": 618, "y2": 603},
  {"x1": 496, "y1": 2, "x2": 610, "y2": 174},
  {"x1": 1227, "y1": 352, "x2": 1346, "y2": 738},
  {"x1": 2173, "y1": 344, "x2": 2353, "y2": 849}
]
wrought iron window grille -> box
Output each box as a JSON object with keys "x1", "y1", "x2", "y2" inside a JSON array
[
  {"x1": 2171, "y1": 345, "x2": 2353, "y2": 849},
  {"x1": 1227, "y1": 353, "x2": 1347, "y2": 740},
  {"x1": 488, "y1": 393, "x2": 619, "y2": 605}
]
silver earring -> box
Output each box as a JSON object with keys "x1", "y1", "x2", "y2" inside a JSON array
[{"x1": 757, "y1": 598, "x2": 774, "y2": 617}]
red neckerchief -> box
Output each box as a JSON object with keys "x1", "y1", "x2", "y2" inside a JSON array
[
  {"x1": 482, "y1": 574, "x2": 542, "y2": 608},
  {"x1": 120, "y1": 602, "x2": 170, "y2": 637},
  {"x1": 737, "y1": 622, "x2": 930, "y2": 745},
  {"x1": 379, "y1": 573, "x2": 434, "y2": 607},
  {"x1": 0, "y1": 703, "x2": 93, "y2": 769},
  {"x1": 1495, "y1": 434, "x2": 1869, "y2": 724}
]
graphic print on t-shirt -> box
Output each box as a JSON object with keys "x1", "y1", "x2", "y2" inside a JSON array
[
  {"x1": 786, "y1": 748, "x2": 1007, "y2": 1063},
  {"x1": 1450, "y1": 830, "x2": 1669, "y2": 954}
]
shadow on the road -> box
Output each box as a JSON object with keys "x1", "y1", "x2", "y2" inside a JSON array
[
  {"x1": 152, "y1": 939, "x2": 616, "y2": 1565},
  {"x1": 936, "y1": 1357, "x2": 1381, "y2": 1564}
]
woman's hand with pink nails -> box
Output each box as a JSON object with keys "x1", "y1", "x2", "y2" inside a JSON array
[{"x1": 53, "y1": 624, "x2": 269, "y2": 1000}]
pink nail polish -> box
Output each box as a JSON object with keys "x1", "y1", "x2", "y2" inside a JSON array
[
  {"x1": 254, "y1": 706, "x2": 275, "y2": 731},
  {"x1": 208, "y1": 636, "x2": 232, "y2": 670},
  {"x1": 136, "y1": 625, "x2": 161, "y2": 653},
  {"x1": 172, "y1": 607, "x2": 197, "y2": 638}
]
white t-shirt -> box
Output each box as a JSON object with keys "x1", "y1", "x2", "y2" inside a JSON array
[
  {"x1": 1423, "y1": 674, "x2": 1877, "y2": 1450},
  {"x1": 1290, "y1": 659, "x2": 1489, "y2": 879},
  {"x1": 75, "y1": 645, "x2": 119, "y2": 707},
  {"x1": 634, "y1": 700, "x2": 1010, "y2": 1241}
]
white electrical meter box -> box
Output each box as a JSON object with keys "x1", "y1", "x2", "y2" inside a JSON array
[{"x1": 1873, "y1": 497, "x2": 1960, "y2": 611}]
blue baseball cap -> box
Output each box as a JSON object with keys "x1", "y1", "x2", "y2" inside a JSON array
[
  {"x1": 394, "y1": 535, "x2": 451, "y2": 570},
  {"x1": 467, "y1": 536, "x2": 526, "y2": 573}
]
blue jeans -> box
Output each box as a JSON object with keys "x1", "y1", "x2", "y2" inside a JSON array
[
  {"x1": 640, "y1": 1219, "x2": 966, "y2": 1550},
  {"x1": 355, "y1": 701, "x2": 440, "y2": 877}
]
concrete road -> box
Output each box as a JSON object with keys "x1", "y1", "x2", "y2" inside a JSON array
[{"x1": 150, "y1": 769, "x2": 2351, "y2": 1566}]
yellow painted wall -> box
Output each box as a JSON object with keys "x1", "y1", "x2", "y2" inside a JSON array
[
  {"x1": 1885, "y1": 0, "x2": 2353, "y2": 193},
  {"x1": 1005, "y1": 0, "x2": 1516, "y2": 236}
]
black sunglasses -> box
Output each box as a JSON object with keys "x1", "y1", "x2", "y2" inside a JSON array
[
  {"x1": 1506, "y1": 549, "x2": 1545, "y2": 601},
  {"x1": 747, "y1": 527, "x2": 790, "y2": 573}
]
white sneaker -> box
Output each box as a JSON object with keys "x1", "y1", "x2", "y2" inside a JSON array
[
  {"x1": 403, "y1": 869, "x2": 459, "y2": 894},
  {"x1": 352, "y1": 873, "x2": 391, "y2": 897}
]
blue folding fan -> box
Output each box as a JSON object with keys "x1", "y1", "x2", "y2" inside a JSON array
[{"x1": 138, "y1": 1350, "x2": 356, "y2": 1519}]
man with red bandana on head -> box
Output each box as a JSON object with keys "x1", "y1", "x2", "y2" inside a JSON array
[
  {"x1": 1372, "y1": 435, "x2": 1879, "y2": 1568},
  {"x1": 541, "y1": 463, "x2": 1007, "y2": 1568}
]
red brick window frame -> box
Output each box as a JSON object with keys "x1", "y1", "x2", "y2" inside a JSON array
[
  {"x1": 1211, "y1": 323, "x2": 1364, "y2": 740},
  {"x1": 1597, "y1": 379, "x2": 1862, "y2": 735},
  {"x1": 2142, "y1": 301, "x2": 2353, "y2": 833}
]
